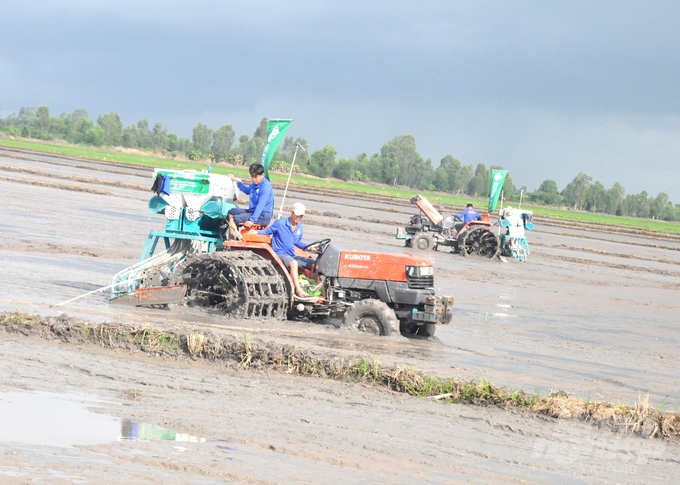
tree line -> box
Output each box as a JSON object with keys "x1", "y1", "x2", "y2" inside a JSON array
[{"x1": 1, "y1": 104, "x2": 679, "y2": 221}]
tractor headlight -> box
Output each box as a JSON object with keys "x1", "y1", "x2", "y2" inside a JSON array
[{"x1": 406, "y1": 265, "x2": 434, "y2": 277}]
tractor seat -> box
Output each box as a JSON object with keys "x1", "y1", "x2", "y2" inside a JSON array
[{"x1": 242, "y1": 223, "x2": 266, "y2": 231}]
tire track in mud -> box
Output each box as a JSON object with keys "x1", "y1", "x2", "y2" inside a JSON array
[
  {"x1": 0, "y1": 237, "x2": 110, "y2": 258},
  {"x1": 0, "y1": 146, "x2": 154, "y2": 174},
  {"x1": 532, "y1": 242, "x2": 680, "y2": 266},
  {"x1": 539, "y1": 253, "x2": 680, "y2": 277},
  {"x1": 1, "y1": 165, "x2": 148, "y2": 191},
  {"x1": 0, "y1": 174, "x2": 113, "y2": 195},
  {"x1": 533, "y1": 217, "x2": 680, "y2": 242}
]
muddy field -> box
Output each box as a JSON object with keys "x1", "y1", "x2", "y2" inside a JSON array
[{"x1": 1, "y1": 147, "x2": 679, "y2": 484}]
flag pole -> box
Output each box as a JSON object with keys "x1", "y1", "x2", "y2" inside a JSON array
[
  {"x1": 498, "y1": 190, "x2": 504, "y2": 236},
  {"x1": 277, "y1": 143, "x2": 306, "y2": 220}
]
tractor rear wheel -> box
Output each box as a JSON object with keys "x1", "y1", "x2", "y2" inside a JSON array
[
  {"x1": 343, "y1": 299, "x2": 398, "y2": 337},
  {"x1": 459, "y1": 227, "x2": 500, "y2": 258},
  {"x1": 169, "y1": 251, "x2": 288, "y2": 319},
  {"x1": 412, "y1": 233, "x2": 434, "y2": 251}
]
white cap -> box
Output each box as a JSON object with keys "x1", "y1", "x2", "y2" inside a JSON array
[{"x1": 291, "y1": 202, "x2": 306, "y2": 216}]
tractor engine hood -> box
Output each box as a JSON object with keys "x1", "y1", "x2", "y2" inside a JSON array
[{"x1": 316, "y1": 245, "x2": 432, "y2": 283}]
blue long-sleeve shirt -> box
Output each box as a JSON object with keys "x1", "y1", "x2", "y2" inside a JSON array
[
  {"x1": 258, "y1": 218, "x2": 308, "y2": 257},
  {"x1": 237, "y1": 177, "x2": 274, "y2": 223},
  {"x1": 455, "y1": 208, "x2": 482, "y2": 224}
]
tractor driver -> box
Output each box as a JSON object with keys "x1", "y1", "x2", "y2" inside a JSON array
[
  {"x1": 454, "y1": 203, "x2": 482, "y2": 231},
  {"x1": 227, "y1": 163, "x2": 274, "y2": 229},
  {"x1": 256, "y1": 202, "x2": 315, "y2": 299}
]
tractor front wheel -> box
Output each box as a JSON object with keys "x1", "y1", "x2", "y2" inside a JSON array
[
  {"x1": 343, "y1": 299, "x2": 398, "y2": 337},
  {"x1": 412, "y1": 233, "x2": 434, "y2": 251}
]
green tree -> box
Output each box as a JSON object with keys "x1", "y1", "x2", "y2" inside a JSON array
[
  {"x1": 293, "y1": 138, "x2": 310, "y2": 166},
  {"x1": 192, "y1": 122, "x2": 213, "y2": 155},
  {"x1": 280, "y1": 136, "x2": 310, "y2": 166},
  {"x1": 650, "y1": 192, "x2": 670, "y2": 219},
  {"x1": 74, "y1": 117, "x2": 95, "y2": 144},
  {"x1": 36, "y1": 105, "x2": 50, "y2": 132},
  {"x1": 137, "y1": 119, "x2": 153, "y2": 149},
  {"x1": 530, "y1": 179, "x2": 562, "y2": 205},
  {"x1": 368, "y1": 153, "x2": 382, "y2": 182},
  {"x1": 332, "y1": 158, "x2": 355, "y2": 181},
  {"x1": 122, "y1": 124, "x2": 139, "y2": 147},
  {"x1": 309, "y1": 145, "x2": 337, "y2": 178},
  {"x1": 433, "y1": 166, "x2": 449, "y2": 191},
  {"x1": 585, "y1": 181, "x2": 607, "y2": 212},
  {"x1": 466, "y1": 163, "x2": 489, "y2": 196},
  {"x1": 437, "y1": 155, "x2": 470, "y2": 193},
  {"x1": 353, "y1": 153, "x2": 370, "y2": 180},
  {"x1": 212, "y1": 124, "x2": 236, "y2": 162},
  {"x1": 151, "y1": 122, "x2": 168, "y2": 150},
  {"x1": 253, "y1": 117, "x2": 268, "y2": 140},
  {"x1": 97, "y1": 112, "x2": 123, "y2": 146},
  {"x1": 18, "y1": 107, "x2": 36, "y2": 125},
  {"x1": 84, "y1": 125, "x2": 105, "y2": 146},
  {"x1": 604, "y1": 182, "x2": 625, "y2": 215},
  {"x1": 377, "y1": 135, "x2": 424, "y2": 186},
  {"x1": 562, "y1": 173, "x2": 592, "y2": 209}
]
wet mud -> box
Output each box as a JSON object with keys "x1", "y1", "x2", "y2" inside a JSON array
[{"x1": 1, "y1": 147, "x2": 680, "y2": 483}]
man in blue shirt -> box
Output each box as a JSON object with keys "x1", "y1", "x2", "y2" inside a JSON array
[
  {"x1": 454, "y1": 203, "x2": 482, "y2": 231},
  {"x1": 228, "y1": 163, "x2": 274, "y2": 229},
  {"x1": 257, "y1": 202, "x2": 314, "y2": 298}
]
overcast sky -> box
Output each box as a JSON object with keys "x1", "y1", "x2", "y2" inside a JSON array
[{"x1": 2, "y1": 1, "x2": 679, "y2": 200}]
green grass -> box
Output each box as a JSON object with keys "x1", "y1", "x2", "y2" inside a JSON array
[{"x1": 3, "y1": 136, "x2": 680, "y2": 234}]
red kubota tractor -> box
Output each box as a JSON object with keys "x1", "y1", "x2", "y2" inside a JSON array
[
  {"x1": 396, "y1": 194, "x2": 500, "y2": 259},
  {"x1": 168, "y1": 231, "x2": 453, "y2": 338},
  {"x1": 110, "y1": 169, "x2": 453, "y2": 338}
]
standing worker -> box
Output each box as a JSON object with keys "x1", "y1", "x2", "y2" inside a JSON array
[{"x1": 227, "y1": 162, "x2": 274, "y2": 231}]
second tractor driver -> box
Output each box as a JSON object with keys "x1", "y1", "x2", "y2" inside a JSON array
[{"x1": 256, "y1": 202, "x2": 315, "y2": 298}]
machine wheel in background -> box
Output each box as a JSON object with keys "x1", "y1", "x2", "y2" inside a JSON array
[
  {"x1": 399, "y1": 321, "x2": 437, "y2": 338},
  {"x1": 415, "y1": 323, "x2": 437, "y2": 337},
  {"x1": 343, "y1": 299, "x2": 398, "y2": 337},
  {"x1": 169, "y1": 251, "x2": 288, "y2": 319},
  {"x1": 412, "y1": 233, "x2": 434, "y2": 251},
  {"x1": 460, "y1": 227, "x2": 500, "y2": 259},
  {"x1": 405, "y1": 238, "x2": 413, "y2": 248}
]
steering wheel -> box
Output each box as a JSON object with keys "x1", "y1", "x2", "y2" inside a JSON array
[
  {"x1": 453, "y1": 216, "x2": 462, "y2": 222},
  {"x1": 305, "y1": 238, "x2": 331, "y2": 254}
]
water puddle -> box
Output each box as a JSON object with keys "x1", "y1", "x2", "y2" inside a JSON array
[{"x1": 0, "y1": 391, "x2": 205, "y2": 447}]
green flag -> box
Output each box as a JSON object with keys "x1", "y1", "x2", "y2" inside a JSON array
[
  {"x1": 488, "y1": 169, "x2": 508, "y2": 212},
  {"x1": 261, "y1": 119, "x2": 292, "y2": 180}
]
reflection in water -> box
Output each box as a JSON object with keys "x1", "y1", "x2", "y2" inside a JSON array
[
  {"x1": 0, "y1": 391, "x2": 119, "y2": 448},
  {"x1": 119, "y1": 419, "x2": 206, "y2": 443},
  {"x1": 0, "y1": 391, "x2": 208, "y2": 447}
]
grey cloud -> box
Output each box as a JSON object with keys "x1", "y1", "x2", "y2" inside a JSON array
[{"x1": 2, "y1": 1, "x2": 680, "y2": 198}]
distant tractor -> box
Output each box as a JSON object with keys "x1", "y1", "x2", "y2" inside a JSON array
[
  {"x1": 110, "y1": 170, "x2": 454, "y2": 338},
  {"x1": 396, "y1": 194, "x2": 500, "y2": 259}
]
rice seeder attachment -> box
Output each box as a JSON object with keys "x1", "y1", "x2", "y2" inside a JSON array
[
  {"x1": 498, "y1": 207, "x2": 534, "y2": 262},
  {"x1": 110, "y1": 169, "x2": 240, "y2": 305}
]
